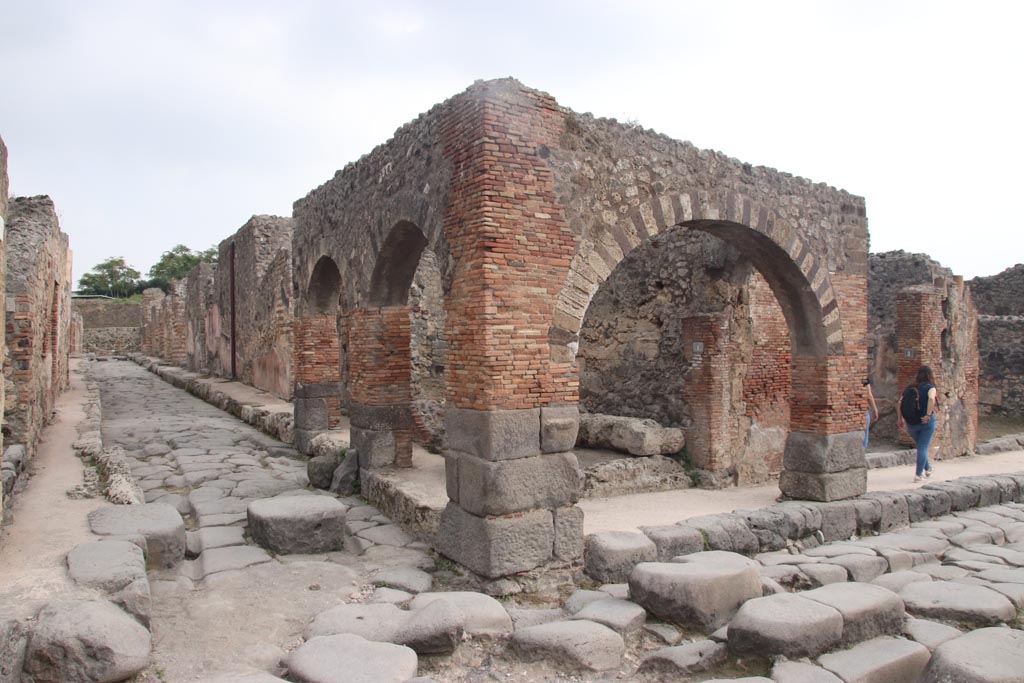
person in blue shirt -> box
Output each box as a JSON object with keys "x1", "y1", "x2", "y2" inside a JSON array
[{"x1": 897, "y1": 365, "x2": 938, "y2": 483}]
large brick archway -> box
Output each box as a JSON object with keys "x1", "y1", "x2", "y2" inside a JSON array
[{"x1": 292, "y1": 78, "x2": 870, "y2": 582}]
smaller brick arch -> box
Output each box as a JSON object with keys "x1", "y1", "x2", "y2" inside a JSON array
[
  {"x1": 367, "y1": 221, "x2": 428, "y2": 306},
  {"x1": 555, "y1": 191, "x2": 844, "y2": 358},
  {"x1": 306, "y1": 255, "x2": 342, "y2": 316}
]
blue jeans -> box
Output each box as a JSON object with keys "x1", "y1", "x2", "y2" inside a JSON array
[
  {"x1": 907, "y1": 414, "x2": 936, "y2": 477},
  {"x1": 863, "y1": 410, "x2": 872, "y2": 449}
]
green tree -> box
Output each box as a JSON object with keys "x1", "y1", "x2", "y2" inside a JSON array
[
  {"x1": 77, "y1": 256, "x2": 141, "y2": 297},
  {"x1": 148, "y1": 244, "x2": 213, "y2": 281}
]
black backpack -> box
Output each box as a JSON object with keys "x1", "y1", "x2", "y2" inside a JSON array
[{"x1": 900, "y1": 385, "x2": 926, "y2": 424}]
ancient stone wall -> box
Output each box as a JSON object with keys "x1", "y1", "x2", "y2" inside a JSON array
[
  {"x1": 0, "y1": 136, "x2": 7, "y2": 515},
  {"x1": 868, "y1": 251, "x2": 978, "y2": 456},
  {"x1": 70, "y1": 310, "x2": 83, "y2": 354},
  {"x1": 212, "y1": 216, "x2": 294, "y2": 398},
  {"x1": 3, "y1": 195, "x2": 73, "y2": 458},
  {"x1": 292, "y1": 78, "x2": 870, "y2": 582},
  {"x1": 185, "y1": 262, "x2": 216, "y2": 373},
  {"x1": 970, "y1": 265, "x2": 1024, "y2": 417},
  {"x1": 72, "y1": 297, "x2": 142, "y2": 355}
]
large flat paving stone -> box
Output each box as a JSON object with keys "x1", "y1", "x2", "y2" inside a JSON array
[
  {"x1": 87, "y1": 503, "x2": 186, "y2": 568},
  {"x1": 637, "y1": 639, "x2": 727, "y2": 675},
  {"x1": 305, "y1": 601, "x2": 463, "y2": 654},
  {"x1": 67, "y1": 541, "x2": 146, "y2": 592},
  {"x1": 198, "y1": 546, "x2": 273, "y2": 578},
  {"x1": 902, "y1": 617, "x2": 962, "y2": 652},
  {"x1": 819, "y1": 553, "x2": 889, "y2": 582},
  {"x1": 408, "y1": 591, "x2": 513, "y2": 637},
  {"x1": 192, "y1": 673, "x2": 288, "y2": 683},
  {"x1": 306, "y1": 603, "x2": 405, "y2": 641},
  {"x1": 727, "y1": 594, "x2": 843, "y2": 658},
  {"x1": 23, "y1": 599, "x2": 151, "y2": 683},
  {"x1": 629, "y1": 551, "x2": 761, "y2": 632},
  {"x1": 818, "y1": 636, "x2": 929, "y2": 683},
  {"x1": 801, "y1": 582, "x2": 904, "y2": 645},
  {"x1": 511, "y1": 620, "x2": 625, "y2": 671},
  {"x1": 570, "y1": 598, "x2": 646, "y2": 635},
  {"x1": 923, "y1": 627, "x2": 1024, "y2": 683},
  {"x1": 286, "y1": 634, "x2": 418, "y2": 683},
  {"x1": 770, "y1": 660, "x2": 843, "y2": 683},
  {"x1": 248, "y1": 496, "x2": 346, "y2": 554},
  {"x1": 900, "y1": 580, "x2": 1016, "y2": 625}
]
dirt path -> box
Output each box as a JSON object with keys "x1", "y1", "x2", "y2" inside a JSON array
[{"x1": 0, "y1": 361, "x2": 109, "y2": 619}]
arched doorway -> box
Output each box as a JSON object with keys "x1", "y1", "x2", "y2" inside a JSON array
[{"x1": 293, "y1": 255, "x2": 345, "y2": 454}]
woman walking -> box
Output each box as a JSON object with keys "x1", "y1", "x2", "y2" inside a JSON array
[{"x1": 898, "y1": 365, "x2": 938, "y2": 483}]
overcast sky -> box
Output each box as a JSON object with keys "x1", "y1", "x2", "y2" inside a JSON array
[{"x1": 2, "y1": 1, "x2": 1021, "y2": 285}]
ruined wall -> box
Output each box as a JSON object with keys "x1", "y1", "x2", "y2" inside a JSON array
[
  {"x1": 213, "y1": 216, "x2": 293, "y2": 398},
  {"x1": 868, "y1": 251, "x2": 978, "y2": 455},
  {"x1": 969, "y1": 265, "x2": 1024, "y2": 417},
  {"x1": 0, "y1": 136, "x2": 7, "y2": 515},
  {"x1": 4, "y1": 196, "x2": 72, "y2": 457},
  {"x1": 141, "y1": 288, "x2": 165, "y2": 356},
  {"x1": 185, "y1": 262, "x2": 216, "y2": 373},
  {"x1": 72, "y1": 297, "x2": 142, "y2": 354},
  {"x1": 409, "y1": 250, "x2": 447, "y2": 449}
]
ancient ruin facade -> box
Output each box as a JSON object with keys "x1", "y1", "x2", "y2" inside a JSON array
[
  {"x1": 3, "y1": 195, "x2": 73, "y2": 459},
  {"x1": 0, "y1": 136, "x2": 8, "y2": 515},
  {"x1": 141, "y1": 284, "x2": 186, "y2": 365},
  {"x1": 291, "y1": 79, "x2": 870, "y2": 580},
  {"x1": 72, "y1": 296, "x2": 142, "y2": 355},
  {"x1": 970, "y1": 264, "x2": 1024, "y2": 417},
  {"x1": 185, "y1": 261, "x2": 216, "y2": 374},
  {"x1": 867, "y1": 251, "x2": 979, "y2": 457}
]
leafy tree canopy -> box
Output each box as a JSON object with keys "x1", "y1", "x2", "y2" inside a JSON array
[
  {"x1": 77, "y1": 256, "x2": 141, "y2": 298},
  {"x1": 147, "y1": 244, "x2": 218, "y2": 282}
]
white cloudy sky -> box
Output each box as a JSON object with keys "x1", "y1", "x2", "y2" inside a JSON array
[{"x1": 2, "y1": 1, "x2": 1021, "y2": 285}]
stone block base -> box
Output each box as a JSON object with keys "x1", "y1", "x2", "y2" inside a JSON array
[
  {"x1": 438, "y1": 503, "x2": 555, "y2": 578},
  {"x1": 783, "y1": 431, "x2": 867, "y2": 474},
  {"x1": 453, "y1": 451, "x2": 581, "y2": 516},
  {"x1": 780, "y1": 467, "x2": 867, "y2": 502}
]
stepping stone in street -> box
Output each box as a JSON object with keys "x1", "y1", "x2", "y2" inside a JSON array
[
  {"x1": 306, "y1": 603, "x2": 406, "y2": 641},
  {"x1": 902, "y1": 616, "x2": 962, "y2": 652},
  {"x1": 900, "y1": 581, "x2": 1016, "y2": 625},
  {"x1": 585, "y1": 531, "x2": 658, "y2": 583},
  {"x1": 196, "y1": 526, "x2": 246, "y2": 552},
  {"x1": 629, "y1": 551, "x2": 761, "y2": 632},
  {"x1": 511, "y1": 620, "x2": 625, "y2": 671},
  {"x1": 923, "y1": 627, "x2": 1024, "y2": 683},
  {"x1": 248, "y1": 496, "x2": 346, "y2": 554},
  {"x1": 67, "y1": 541, "x2": 146, "y2": 592},
  {"x1": 977, "y1": 566, "x2": 1024, "y2": 584},
  {"x1": 394, "y1": 599, "x2": 464, "y2": 654},
  {"x1": 22, "y1": 599, "x2": 151, "y2": 683},
  {"x1": 198, "y1": 546, "x2": 273, "y2": 578},
  {"x1": 727, "y1": 593, "x2": 843, "y2": 658},
  {"x1": 770, "y1": 660, "x2": 843, "y2": 683},
  {"x1": 871, "y1": 570, "x2": 932, "y2": 593},
  {"x1": 819, "y1": 553, "x2": 888, "y2": 582},
  {"x1": 88, "y1": 503, "x2": 186, "y2": 569},
  {"x1": 409, "y1": 592, "x2": 514, "y2": 637},
  {"x1": 370, "y1": 587, "x2": 414, "y2": 605},
  {"x1": 818, "y1": 636, "x2": 929, "y2": 683},
  {"x1": 637, "y1": 639, "x2": 727, "y2": 675},
  {"x1": 564, "y1": 589, "x2": 607, "y2": 614},
  {"x1": 286, "y1": 633, "x2": 418, "y2": 683},
  {"x1": 801, "y1": 582, "x2": 905, "y2": 645},
  {"x1": 570, "y1": 598, "x2": 646, "y2": 635},
  {"x1": 799, "y1": 563, "x2": 848, "y2": 587}
]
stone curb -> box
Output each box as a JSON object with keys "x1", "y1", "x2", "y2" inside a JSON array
[
  {"x1": 128, "y1": 354, "x2": 295, "y2": 445},
  {"x1": 586, "y1": 470, "x2": 1024, "y2": 580}
]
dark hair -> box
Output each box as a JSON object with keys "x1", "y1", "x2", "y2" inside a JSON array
[
  {"x1": 863, "y1": 378, "x2": 872, "y2": 387},
  {"x1": 916, "y1": 365, "x2": 935, "y2": 385}
]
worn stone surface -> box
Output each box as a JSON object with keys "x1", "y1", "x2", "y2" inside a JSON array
[
  {"x1": 23, "y1": 599, "x2": 151, "y2": 683},
  {"x1": 818, "y1": 636, "x2": 930, "y2": 683},
  {"x1": 66, "y1": 541, "x2": 147, "y2": 593},
  {"x1": 577, "y1": 413, "x2": 685, "y2": 456},
  {"x1": 770, "y1": 661, "x2": 843, "y2": 683},
  {"x1": 902, "y1": 617, "x2": 962, "y2": 652},
  {"x1": 640, "y1": 524, "x2": 706, "y2": 561},
  {"x1": 409, "y1": 592, "x2": 513, "y2": 637},
  {"x1": 0, "y1": 618, "x2": 28, "y2": 683},
  {"x1": 286, "y1": 634, "x2": 418, "y2": 683},
  {"x1": 629, "y1": 552, "x2": 762, "y2": 631},
  {"x1": 87, "y1": 503, "x2": 186, "y2": 569},
  {"x1": 900, "y1": 580, "x2": 1016, "y2": 625},
  {"x1": 248, "y1": 496, "x2": 346, "y2": 555},
  {"x1": 585, "y1": 531, "x2": 657, "y2": 583},
  {"x1": 801, "y1": 582, "x2": 904, "y2": 645},
  {"x1": 438, "y1": 503, "x2": 554, "y2": 578},
  {"x1": 511, "y1": 620, "x2": 625, "y2": 671},
  {"x1": 728, "y1": 593, "x2": 843, "y2": 658},
  {"x1": 637, "y1": 639, "x2": 727, "y2": 675},
  {"x1": 923, "y1": 627, "x2": 1024, "y2": 683},
  {"x1": 570, "y1": 598, "x2": 646, "y2": 635}
]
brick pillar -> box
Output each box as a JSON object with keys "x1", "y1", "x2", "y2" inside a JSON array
[
  {"x1": 680, "y1": 313, "x2": 732, "y2": 472},
  {"x1": 293, "y1": 314, "x2": 343, "y2": 454},
  {"x1": 436, "y1": 82, "x2": 584, "y2": 582},
  {"x1": 895, "y1": 286, "x2": 944, "y2": 448},
  {"x1": 348, "y1": 306, "x2": 415, "y2": 469}
]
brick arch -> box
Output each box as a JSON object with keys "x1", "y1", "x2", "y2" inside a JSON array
[{"x1": 554, "y1": 191, "x2": 844, "y2": 358}]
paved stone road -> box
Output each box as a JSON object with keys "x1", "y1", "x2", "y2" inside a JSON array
[{"x1": 79, "y1": 360, "x2": 1024, "y2": 683}]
